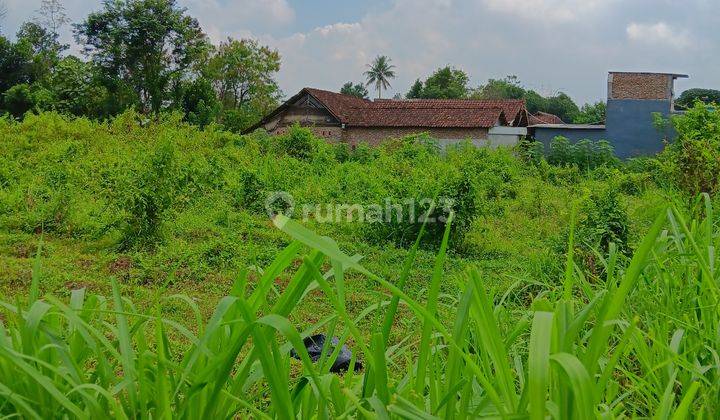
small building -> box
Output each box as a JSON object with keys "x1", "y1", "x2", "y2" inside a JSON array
[
  {"x1": 529, "y1": 72, "x2": 688, "y2": 158},
  {"x1": 246, "y1": 88, "x2": 529, "y2": 147}
]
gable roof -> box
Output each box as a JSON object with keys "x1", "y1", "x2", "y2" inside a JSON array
[
  {"x1": 528, "y1": 111, "x2": 564, "y2": 125},
  {"x1": 246, "y1": 88, "x2": 524, "y2": 132}
]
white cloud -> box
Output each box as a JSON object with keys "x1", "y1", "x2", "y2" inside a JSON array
[
  {"x1": 626, "y1": 22, "x2": 692, "y2": 49},
  {"x1": 480, "y1": 0, "x2": 611, "y2": 22},
  {"x1": 184, "y1": 0, "x2": 295, "y2": 42}
]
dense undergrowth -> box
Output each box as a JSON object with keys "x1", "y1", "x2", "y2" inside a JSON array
[{"x1": 1, "y1": 106, "x2": 719, "y2": 416}]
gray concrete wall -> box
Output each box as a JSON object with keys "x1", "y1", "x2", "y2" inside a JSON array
[
  {"x1": 605, "y1": 99, "x2": 671, "y2": 157},
  {"x1": 533, "y1": 127, "x2": 608, "y2": 151}
]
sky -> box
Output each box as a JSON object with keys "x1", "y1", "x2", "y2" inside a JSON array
[{"x1": 1, "y1": 0, "x2": 717, "y2": 105}]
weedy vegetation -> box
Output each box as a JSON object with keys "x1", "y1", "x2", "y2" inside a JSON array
[{"x1": 0, "y1": 105, "x2": 719, "y2": 417}]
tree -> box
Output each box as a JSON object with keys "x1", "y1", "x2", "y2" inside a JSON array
[
  {"x1": 36, "y1": 0, "x2": 69, "y2": 38},
  {"x1": 544, "y1": 92, "x2": 579, "y2": 123},
  {"x1": 16, "y1": 22, "x2": 64, "y2": 82},
  {"x1": 47, "y1": 56, "x2": 108, "y2": 116},
  {"x1": 177, "y1": 77, "x2": 220, "y2": 128},
  {"x1": 207, "y1": 38, "x2": 280, "y2": 108},
  {"x1": 418, "y1": 66, "x2": 469, "y2": 99},
  {"x1": 406, "y1": 79, "x2": 423, "y2": 99},
  {"x1": 474, "y1": 75, "x2": 525, "y2": 100},
  {"x1": 205, "y1": 37, "x2": 281, "y2": 131},
  {"x1": 573, "y1": 101, "x2": 606, "y2": 124},
  {"x1": 364, "y1": 55, "x2": 395, "y2": 99},
  {"x1": 340, "y1": 82, "x2": 368, "y2": 99},
  {"x1": 0, "y1": 35, "x2": 34, "y2": 95},
  {"x1": 74, "y1": 0, "x2": 210, "y2": 114},
  {"x1": 676, "y1": 88, "x2": 720, "y2": 108}
]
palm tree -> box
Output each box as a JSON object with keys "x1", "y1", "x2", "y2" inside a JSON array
[{"x1": 364, "y1": 55, "x2": 396, "y2": 99}]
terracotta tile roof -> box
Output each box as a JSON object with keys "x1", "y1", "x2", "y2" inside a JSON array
[
  {"x1": 306, "y1": 88, "x2": 516, "y2": 128},
  {"x1": 528, "y1": 111, "x2": 564, "y2": 125},
  {"x1": 246, "y1": 88, "x2": 525, "y2": 132},
  {"x1": 304, "y1": 88, "x2": 372, "y2": 122},
  {"x1": 347, "y1": 107, "x2": 506, "y2": 128}
]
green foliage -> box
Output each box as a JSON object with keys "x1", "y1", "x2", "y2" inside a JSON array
[
  {"x1": 206, "y1": 37, "x2": 281, "y2": 131},
  {"x1": 475, "y1": 75, "x2": 526, "y2": 100},
  {"x1": 177, "y1": 77, "x2": 221, "y2": 128},
  {"x1": 1, "y1": 199, "x2": 717, "y2": 417},
  {"x1": 548, "y1": 136, "x2": 618, "y2": 170},
  {"x1": 662, "y1": 102, "x2": 720, "y2": 195},
  {"x1": 118, "y1": 140, "x2": 179, "y2": 248},
  {"x1": 408, "y1": 66, "x2": 470, "y2": 99},
  {"x1": 405, "y1": 78, "x2": 424, "y2": 99},
  {"x1": 474, "y1": 75, "x2": 581, "y2": 122},
  {"x1": 46, "y1": 56, "x2": 107, "y2": 117},
  {"x1": 518, "y1": 138, "x2": 545, "y2": 164},
  {"x1": 273, "y1": 124, "x2": 324, "y2": 160},
  {"x1": 0, "y1": 34, "x2": 34, "y2": 98},
  {"x1": 74, "y1": 0, "x2": 211, "y2": 113},
  {"x1": 578, "y1": 183, "x2": 630, "y2": 255},
  {"x1": 676, "y1": 88, "x2": 720, "y2": 108},
  {"x1": 573, "y1": 101, "x2": 606, "y2": 124},
  {"x1": 339, "y1": 81, "x2": 368, "y2": 99},
  {"x1": 2, "y1": 84, "x2": 36, "y2": 117},
  {"x1": 15, "y1": 21, "x2": 65, "y2": 82},
  {"x1": 364, "y1": 55, "x2": 395, "y2": 99}
]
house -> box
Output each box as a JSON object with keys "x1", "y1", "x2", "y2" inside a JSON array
[
  {"x1": 246, "y1": 88, "x2": 529, "y2": 147},
  {"x1": 528, "y1": 111, "x2": 564, "y2": 125},
  {"x1": 529, "y1": 72, "x2": 689, "y2": 158}
]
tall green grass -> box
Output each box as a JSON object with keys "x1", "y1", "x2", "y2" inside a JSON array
[{"x1": 0, "y1": 198, "x2": 717, "y2": 417}]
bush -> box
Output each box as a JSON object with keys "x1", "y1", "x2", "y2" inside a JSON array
[
  {"x1": 118, "y1": 140, "x2": 179, "y2": 248},
  {"x1": 547, "y1": 136, "x2": 618, "y2": 170},
  {"x1": 577, "y1": 183, "x2": 630, "y2": 255},
  {"x1": 662, "y1": 102, "x2": 720, "y2": 195}
]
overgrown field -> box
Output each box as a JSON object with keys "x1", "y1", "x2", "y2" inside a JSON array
[{"x1": 1, "y1": 108, "x2": 719, "y2": 417}]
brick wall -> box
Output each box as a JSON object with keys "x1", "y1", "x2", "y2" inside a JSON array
[
  {"x1": 343, "y1": 127, "x2": 490, "y2": 146},
  {"x1": 269, "y1": 125, "x2": 344, "y2": 142},
  {"x1": 609, "y1": 73, "x2": 671, "y2": 100}
]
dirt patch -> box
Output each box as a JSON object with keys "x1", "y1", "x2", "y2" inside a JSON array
[{"x1": 108, "y1": 256, "x2": 133, "y2": 274}]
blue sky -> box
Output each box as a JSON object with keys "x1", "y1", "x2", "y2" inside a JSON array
[{"x1": 2, "y1": 0, "x2": 716, "y2": 104}]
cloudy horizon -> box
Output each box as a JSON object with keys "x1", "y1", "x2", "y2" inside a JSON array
[{"x1": 1, "y1": 0, "x2": 716, "y2": 105}]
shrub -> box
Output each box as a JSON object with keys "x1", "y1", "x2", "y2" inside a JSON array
[
  {"x1": 118, "y1": 141, "x2": 179, "y2": 248},
  {"x1": 547, "y1": 136, "x2": 618, "y2": 170},
  {"x1": 275, "y1": 124, "x2": 318, "y2": 160},
  {"x1": 662, "y1": 102, "x2": 720, "y2": 195},
  {"x1": 577, "y1": 183, "x2": 630, "y2": 255}
]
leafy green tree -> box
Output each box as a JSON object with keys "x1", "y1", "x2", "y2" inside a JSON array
[
  {"x1": 2, "y1": 84, "x2": 35, "y2": 116},
  {"x1": 474, "y1": 75, "x2": 526, "y2": 100},
  {"x1": 406, "y1": 79, "x2": 423, "y2": 99},
  {"x1": 523, "y1": 90, "x2": 547, "y2": 114},
  {"x1": 364, "y1": 55, "x2": 395, "y2": 99},
  {"x1": 207, "y1": 38, "x2": 280, "y2": 108},
  {"x1": 474, "y1": 75, "x2": 581, "y2": 122},
  {"x1": 47, "y1": 56, "x2": 108, "y2": 116},
  {"x1": 177, "y1": 77, "x2": 220, "y2": 128},
  {"x1": 544, "y1": 92, "x2": 579, "y2": 123},
  {"x1": 573, "y1": 101, "x2": 606, "y2": 124},
  {"x1": 74, "y1": 0, "x2": 210, "y2": 114},
  {"x1": 16, "y1": 22, "x2": 64, "y2": 82},
  {"x1": 206, "y1": 37, "x2": 281, "y2": 131},
  {"x1": 418, "y1": 66, "x2": 469, "y2": 99},
  {"x1": 340, "y1": 82, "x2": 368, "y2": 99},
  {"x1": 0, "y1": 35, "x2": 34, "y2": 95},
  {"x1": 676, "y1": 88, "x2": 720, "y2": 108}
]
